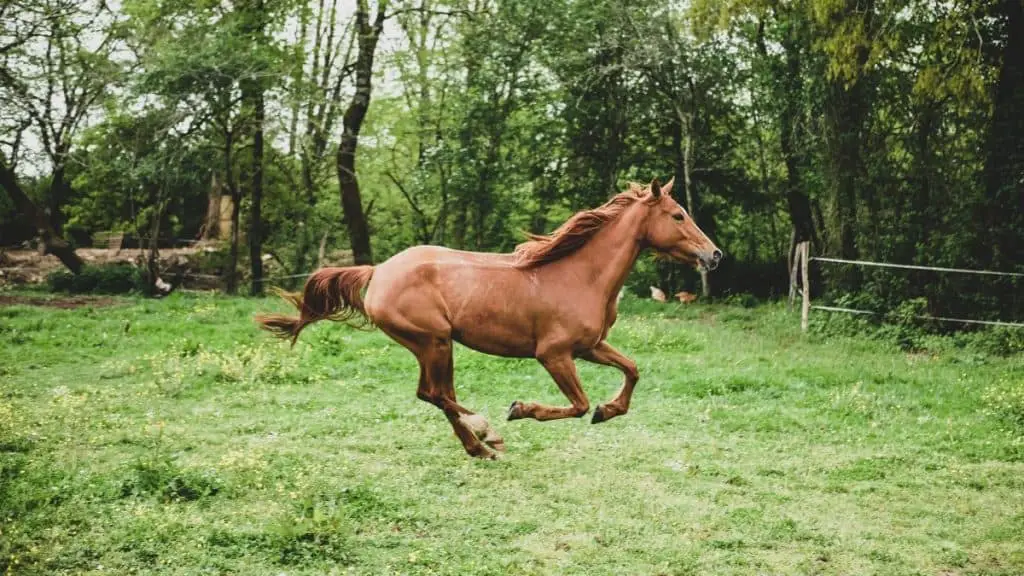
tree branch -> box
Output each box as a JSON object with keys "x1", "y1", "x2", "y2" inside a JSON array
[{"x1": 385, "y1": 6, "x2": 475, "y2": 20}]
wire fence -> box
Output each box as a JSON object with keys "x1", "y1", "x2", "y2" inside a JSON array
[
  {"x1": 808, "y1": 256, "x2": 1024, "y2": 329},
  {"x1": 178, "y1": 271, "x2": 316, "y2": 284},
  {"x1": 810, "y1": 257, "x2": 1024, "y2": 278}
]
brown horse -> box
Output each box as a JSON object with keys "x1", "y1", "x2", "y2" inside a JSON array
[{"x1": 256, "y1": 178, "x2": 720, "y2": 459}]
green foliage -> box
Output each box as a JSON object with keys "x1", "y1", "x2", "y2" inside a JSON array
[
  {"x1": 3, "y1": 0, "x2": 1021, "y2": 324},
  {"x1": 47, "y1": 263, "x2": 144, "y2": 294},
  {"x1": 962, "y1": 327, "x2": 1024, "y2": 358},
  {"x1": 983, "y1": 377, "x2": 1024, "y2": 434},
  {"x1": 120, "y1": 432, "x2": 223, "y2": 502}
]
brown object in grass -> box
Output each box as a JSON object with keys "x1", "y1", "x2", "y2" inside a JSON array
[
  {"x1": 649, "y1": 286, "x2": 667, "y2": 302},
  {"x1": 674, "y1": 291, "x2": 697, "y2": 304}
]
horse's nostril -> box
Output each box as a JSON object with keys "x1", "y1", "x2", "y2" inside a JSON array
[{"x1": 712, "y1": 249, "x2": 723, "y2": 261}]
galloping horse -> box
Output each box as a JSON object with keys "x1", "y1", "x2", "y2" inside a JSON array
[{"x1": 256, "y1": 178, "x2": 721, "y2": 459}]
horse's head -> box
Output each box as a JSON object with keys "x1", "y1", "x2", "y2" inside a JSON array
[{"x1": 642, "y1": 178, "x2": 722, "y2": 272}]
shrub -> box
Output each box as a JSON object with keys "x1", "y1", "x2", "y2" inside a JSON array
[
  {"x1": 963, "y1": 327, "x2": 1024, "y2": 357},
  {"x1": 120, "y1": 453, "x2": 223, "y2": 502},
  {"x1": 877, "y1": 297, "x2": 931, "y2": 352},
  {"x1": 47, "y1": 263, "x2": 143, "y2": 294},
  {"x1": 982, "y1": 377, "x2": 1024, "y2": 433}
]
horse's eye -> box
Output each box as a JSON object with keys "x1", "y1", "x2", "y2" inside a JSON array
[{"x1": 673, "y1": 213, "x2": 685, "y2": 222}]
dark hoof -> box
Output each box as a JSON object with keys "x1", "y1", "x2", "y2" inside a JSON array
[
  {"x1": 507, "y1": 401, "x2": 523, "y2": 421},
  {"x1": 468, "y1": 447, "x2": 497, "y2": 460},
  {"x1": 591, "y1": 405, "x2": 607, "y2": 424}
]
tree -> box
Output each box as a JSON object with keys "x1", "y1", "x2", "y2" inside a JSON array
[
  {"x1": 239, "y1": 0, "x2": 269, "y2": 296},
  {"x1": 979, "y1": 0, "x2": 1024, "y2": 271},
  {"x1": 0, "y1": 0, "x2": 124, "y2": 271},
  {"x1": 337, "y1": 0, "x2": 388, "y2": 265},
  {"x1": 287, "y1": 0, "x2": 356, "y2": 280},
  {"x1": 0, "y1": 154, "x2": 83, "y2": 271},
  {"x1": 619, "y1": 2, "x2": 731, "y2": 296}
]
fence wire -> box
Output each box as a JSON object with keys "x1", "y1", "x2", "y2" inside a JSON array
[{"x1": 811, "y1": 258, "x2": 1024, "y2": 329}]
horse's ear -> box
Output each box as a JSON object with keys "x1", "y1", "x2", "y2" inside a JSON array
[
  {"x1": 650, "y1": 178, "x2": 662, "y2": 198},
  {"x1": 661, "y1": 176, "x2": 675, "y2": 197}
]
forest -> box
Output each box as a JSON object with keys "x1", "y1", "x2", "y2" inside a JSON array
[{"x1": 1, "y1": 0, "x2": 1022, "y2": 323}]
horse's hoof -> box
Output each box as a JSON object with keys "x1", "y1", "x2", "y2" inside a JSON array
[
  {"x1": 591, "y1": 405, "x2": 607, "y2": 424},
  {"x1": 507, "y1": 401, "x2": 523, "y2": 421},
  {"x1": 472, "y1": 449, "x2": 498, "y2": 460}
]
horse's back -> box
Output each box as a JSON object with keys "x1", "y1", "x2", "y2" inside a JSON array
[{"x1": 365, "y1": 244, "x2": 540, "y2": 356}]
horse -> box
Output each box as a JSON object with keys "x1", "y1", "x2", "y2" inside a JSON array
[{"x1": 256, "y1": 177, "x2": 721, "y2": 459}]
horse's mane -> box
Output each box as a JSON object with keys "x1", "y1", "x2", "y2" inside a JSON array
[{"x1": 513, "y1": 183, "x2": 655, "y2": 269}]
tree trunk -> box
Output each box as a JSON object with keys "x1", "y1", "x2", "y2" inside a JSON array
[
  {"x1": 775, "y1": 28, "x2": 815, "y2": 247},
  {"x1": 48, "y1": 165, "x2": 70, "y2": 235},
  {"x1": 247, "y1": 83, "x2": 265, "y2": 296},
  {"x1": 0, "y1": 156, "x2": 83, "y2": 273},
  {"x1": 336, "y1": 0, "x2": 386, "y2": 266},
  {"x1": 144, "y1": 194, "x2": 166, "y2": 296},
  {"x1": 825, "y1": 81, "x2": 862, "y2": 262},
  {"x1": 242, "y1": 0, "x2": 266, "y2": 296},
  {"x1": 678, "y1": 110, "x2": 710, "y2": 298},
  {"x1": 200, "y1": 171, "x2": 222, "y2": 240},
  {"x1": 288, "y1": 0, "x2": 311, "y2": 157},
  {"x1": 293, "y1": 115, "x2": 319, "y2": 287},
  {"x1": 822, "y1": 0, "x2": 874, "y2": 292},
  {"x1": 979, "y1": 0, "x2": 1024, "y2": 271},
  {"x1": 224, "y1": 127, "x2": 241, "y2": 295},
  {"x1": 912, "y1": 101, "x2": 937, "y2": 260}
]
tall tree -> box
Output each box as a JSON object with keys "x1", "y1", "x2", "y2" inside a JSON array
[
  {"x1": 0, "y1": 0, "x2": 123, "y2": 271},
  {"x1": 337, "y1": 0, "x2": 388, "y2": 265},
  {"x1": 979, "y1": 0, "x2": 1024, "y2": 271},
  {"x1": 290, "y1": 0, "x2": 355, "y2": 279},
  {"x1": 816, "y1": 0, "x2": 878, "y2": 289},
  {"x1": 755, "y1": 6, "x2": 816, "y2": 253},
  {"x1": 240, "y1": 0, "x2": 268, "y2": 295},
  {"x1": 620, "y1": 2, "x2": 728, "y2": 296}
]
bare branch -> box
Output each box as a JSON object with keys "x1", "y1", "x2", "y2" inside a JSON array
[
  {"x1": 385, "y1": 6, "x2": 475, "y2": 20},
  {"x1": 386, "y1": 169, "x2": 426, "y2": 218}
]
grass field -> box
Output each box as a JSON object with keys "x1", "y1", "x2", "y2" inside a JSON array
[{"x1": 1, "y1": 290, "x2": 1023, "y2": 575}]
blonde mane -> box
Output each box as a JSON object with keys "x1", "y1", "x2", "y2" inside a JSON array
[{"x1": 513, "y1": 183, "x2": 655, "y2": 269}]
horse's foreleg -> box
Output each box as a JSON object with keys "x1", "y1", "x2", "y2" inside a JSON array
[
  {"x1": 415, "y1": 338, "x2": 504, "y2": 458},
  {"x1": 579, "y1": 341, "x2": 638, "y2": 424},
  {"x1": 508, "y1": 353, "x2": 590, "y2": 421}
]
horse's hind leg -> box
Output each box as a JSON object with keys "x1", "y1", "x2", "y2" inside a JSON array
[
  {"x1": 579, "y1": 341, "x2": 638, "y2": 423},
  {"x1": 507, "y1": 351, "x2": 590, "y2": 421},
  {"x1": 413, "y1": 336, "x2": 504, "y2": 458}
]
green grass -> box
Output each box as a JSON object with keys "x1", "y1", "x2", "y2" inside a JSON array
[{"x1": 1, "y1": 291, "x2": 1023, "y2": 575}]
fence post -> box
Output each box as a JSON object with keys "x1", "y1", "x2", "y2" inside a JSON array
[
  {"x1": 800, "y1": 242, "x2": 810, "y2": 332},
  {"x1": 788, "y1": 243, "x2": 799, "y2": 311}
]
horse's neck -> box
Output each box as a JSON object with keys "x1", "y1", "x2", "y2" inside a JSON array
[{"x1": 555, "y1": 204, "x2": 645, "y2": 303}]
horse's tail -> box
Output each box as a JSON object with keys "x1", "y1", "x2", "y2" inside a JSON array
[{"x1": 255, "y1": 265, "x2": 375, "y2": 345}]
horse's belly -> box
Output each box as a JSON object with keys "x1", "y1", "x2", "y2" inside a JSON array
[{"x1": 452, "y1": 320, "x2": 536, "y2": 358}]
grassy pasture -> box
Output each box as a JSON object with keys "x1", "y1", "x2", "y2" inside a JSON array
[{"x1": 1, "y1": 291, "x2": 1022, "y2": 575}]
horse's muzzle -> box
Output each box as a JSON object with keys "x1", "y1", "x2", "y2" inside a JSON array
[{"x1": 700, "y1": 249, "x2": 723, "y2": 271}]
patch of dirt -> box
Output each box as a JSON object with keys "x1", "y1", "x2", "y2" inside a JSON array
[
  {"x1": 0, "y1": 294, "x2": 121, "y2": 309},
  {"x1": 0, "y1": 246, "x2": 214, "y2": 285},
  {"x1": 0, "y1": 244, "x2": 353, "y2": 290}
]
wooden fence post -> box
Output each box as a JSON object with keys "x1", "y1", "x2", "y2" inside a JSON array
[
  {"x1": 800, "y1": 241, "x2": 810, "y2": 332},
  {"x1": 789, "y1": 244, "x2": 799, "y2": 311}
]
